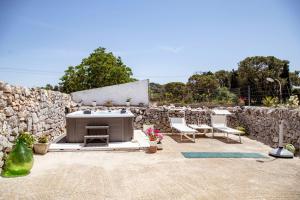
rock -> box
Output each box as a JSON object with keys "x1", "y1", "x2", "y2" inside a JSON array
[
  {"x1": 0, "y1": 135, "x2": 12, "y2": 149},
  {"x1": 0, "y1": 99, "x2": 7, "y2": 108},
  {"x1": 3, "y1": 84, "x2": 12, "y2": 93},
  {"x1": 0, "y1": 113, "x2": 6, "y2": 121},
  {"x1": 135, "y1": 115, "x2": 143, "y2": 122},
  {"x1": 8, "y1": 136, "x2": 15, "y2": 142},
  {"x1": 0, "y1": 81, "x2": 5, "y2": 90},
  {"x1": 19, "y1": 122, "x2": 27, "y2": 132},
  {"x1": 24, "y1": 88, "x2": 31, "y2": 97},
  {"x1": 32, "y1": 113, "x2": 39, "y2": 123},
  {"x1": 4, "y1": 107, "x2": 14, "y2": 117},
  {"x1": 12, "y1": 127, "x2": 19, "y2": 135},
  {"x1": 27, "y1": 117, "x2": 33, "y2": 131},
  {"x1": 8, "y1": 115, "x2": 19, "y2": 128}
]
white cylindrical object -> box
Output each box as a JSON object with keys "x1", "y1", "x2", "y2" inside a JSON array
[{"x1": 278, "y1": 120, "x2": 284, "y2": 148}]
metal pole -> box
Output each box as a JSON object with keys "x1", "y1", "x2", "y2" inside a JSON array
[
  {"x1": 275, "y1": 79, "x2": 282, "y2": 104},
  {"x1": 248, "y1": 85, "x2": 251, "y2": 106}
]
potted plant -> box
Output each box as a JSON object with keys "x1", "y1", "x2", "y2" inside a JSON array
[
  {"x1": 1, "y1": 137, "x2": 34, "y2": 177},
  {"x1": 126, "y1": 98, "x2": 131, "y2": 107},
  {"x1": 145, "y1": 128, "x2": 160, "y2": 153},
  {"x1": 105, "y1": 100, "x2": 113, "y2": 107},
  {"x1": 18, "y1": 132, "x2": 35, "y2": 149},
  {"x1": 33, "y1": 135, "x2": 49, "y2": 155}
]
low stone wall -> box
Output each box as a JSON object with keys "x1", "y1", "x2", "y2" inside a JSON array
[
  {"x1": 1, "y1": 80, "x2": 299, "y2": 172},
  {"x1": 232, "y1": 107, "x2": 300, "y2": 151},
  {"x1": 73, "y1": 106, "x2": 300, "y2": 154},
  {"x1": 71, "y1": 106, "x2": 213, "y2": 132},
  {"x1": 0, "y1": 81, "x2": 72, "y2": 172}
]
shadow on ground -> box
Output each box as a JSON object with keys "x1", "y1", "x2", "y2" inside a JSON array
[{"x1": 168, "y1": 134, "x2": 241, "y2": 144}]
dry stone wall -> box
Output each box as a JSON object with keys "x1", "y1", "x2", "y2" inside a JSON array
[
  {"x1": 70, "y1": 106, "x2": 213, "y2": 133},
  {"x1": 73, "y1": 106, "x2": 300, "y2": 153},
  {"x1": 230, "y1": 107, "x2": 300, "y2": 151},
  {"x1": 0, "y1": 81, "x2": 72, "y2": 172},
  {"x1": 1, "y1": 80, "x2": 300, "y2": 172}
]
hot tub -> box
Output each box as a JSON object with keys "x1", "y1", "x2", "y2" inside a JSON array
[{"x1": 66, "y1": 110, "x2": 134, "y2": 143}]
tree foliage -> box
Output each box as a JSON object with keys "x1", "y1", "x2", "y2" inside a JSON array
[
  {"x1": 164, "y1": 82, "x2": 186, "y2": 102},
  {"x1": 237, "y1": 56, "x2": 290, "y2": 104},
  {"x1": 215, "y1": 70, "x2": 231, "y2": 88},
  {"x1": 187, "y1": 73, "x2": 219, "y2": 101},
  {"x1": 59, "y1": 47, "x2": 134, "y2": 93},
  {"x1": 149, "y1": 82, "x2": 165, "y2": 102}
]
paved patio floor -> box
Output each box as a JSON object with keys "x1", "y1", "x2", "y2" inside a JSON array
[{"x1": 1, "y1": 133, "x2": 300, "y2": 200}]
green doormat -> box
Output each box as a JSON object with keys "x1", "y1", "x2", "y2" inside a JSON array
[{"x1": 182, "y1": 152, "x2": 267, "y2": 158}]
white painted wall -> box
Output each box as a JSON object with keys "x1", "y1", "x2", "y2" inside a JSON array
[{"x1": 71, "y1": 80, "x2": 149, "y2": 106}]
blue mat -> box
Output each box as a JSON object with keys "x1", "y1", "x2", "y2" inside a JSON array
[{"x1": 182, "y1": 152, "x2": 267, "y2": 158}]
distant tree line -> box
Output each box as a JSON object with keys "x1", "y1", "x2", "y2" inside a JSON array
[
  {"x1": 150, "y1": 56, "x2": 300, "y2": 105},
  {"x1": 43, "y1": 47, "x2": 300, "y2": 105}
]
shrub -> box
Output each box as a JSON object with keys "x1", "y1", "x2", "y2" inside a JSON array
[
  {"x1": 262, "y1": 96, "x2": 279, "y2": 107},
  {"x1": 213, "y1": 87, "x2": 238, "y2": 105},
  {"x1": 235, "y1": 126, "x2": 247, "y2": 135},
  {"x1": 285, "y1": 144, "x2": 295, "y2": 154},
  {"x1": 287, "y1": 95, "x2": 299, "y2": 108},
  {"x1": 38, "y1": 135, "x2": 49, "y2": 143}
]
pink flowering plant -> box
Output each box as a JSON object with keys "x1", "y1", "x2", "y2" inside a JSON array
[{"x1": 145, "y1": 128, "x2": 163, "y2": 142}]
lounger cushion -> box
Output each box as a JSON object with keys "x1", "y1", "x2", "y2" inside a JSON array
[
  {"x1": 188, "y1": 124, "x2": 212, "y2": 130},
  {"x1": 172, "y1": 124, "x2": 197, "y2": 133},
  {"x1": 213, "y1": 126, "x2": 243, "y2": 134}
]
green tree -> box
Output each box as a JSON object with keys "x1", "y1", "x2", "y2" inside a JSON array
[
  {"x1": 290, "y1": 71, "x2": 300, "y2": 96},
  {"x1": 290, "y1": 71, "x2": 300, "y2": 85},
  {"x1": 215, "y1": 70, "x2": 231, "y2": 88},
  {"x1": 187, "y1": 73, "x2": 219, "y2": 102},
  {"x1": 44, "y1": 84, "x2": 53, "y2": 90},
  {"x1": 149, "y1": 82, "x2": 165, "y2": 102},
  {"x1": 230, "y1": 69, "x2": 239, "y2": 89},
  {"x1": 59, "y1": 47, "x2": 134, "y2": 93},
  {"x1": 237, "y1": 56, "x2": 289, "y2": 104},
  {"x1": 164, "y1": 82, "x2": 187, "y2": 102},
  {"x1": 213, "y1": 87, "x2": 238, "y2": 104}
]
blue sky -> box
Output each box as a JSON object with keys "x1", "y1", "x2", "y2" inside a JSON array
[{"x1": 0, "y1": 0, "x2": 299, "y2": 87}]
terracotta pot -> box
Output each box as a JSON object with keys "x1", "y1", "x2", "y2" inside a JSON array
[
  {"x1": 148, "y1": 140, "x2": 157, "y2": 153},
  {"x1": 33, "y1": 143, "x2": 49, "y2": 155}
]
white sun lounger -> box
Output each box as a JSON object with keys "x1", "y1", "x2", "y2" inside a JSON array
[
  {"x1": 188, "y1": 124, "x2": 213, "y2": 134},
  {"x1": 211, "y1": 115, "x2": 242, "y2": 143},
  {"x1": 169, "y1": 117, "x2": 197, "y2": 142}
]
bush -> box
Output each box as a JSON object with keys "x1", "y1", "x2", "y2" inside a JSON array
[
  {"x1": 262, "y1": 96, "x2": 279, "y2": 107},
  {"x1": 285, "y1": 144, "x2": 295, "y2": 154},
  {"x1": 38, "y1": 135, "x2": 49, "y2": 143},
  {"x1": 213, "y1": 87, "x2": 238, "y2": 104},
  {"x1": 287, "y1": 95, "x2": 299, "y2": 108},
  {"x1": 235, "y1": 126, "x2": 247, "y2": 135}
]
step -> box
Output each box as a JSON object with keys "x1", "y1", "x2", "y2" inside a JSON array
[
  {"x1": 84, "y1": 135, "x2": 109, "y2": 139},
  {"x1": 86, "y1": 126, "x2": 109, "y2": 130}
]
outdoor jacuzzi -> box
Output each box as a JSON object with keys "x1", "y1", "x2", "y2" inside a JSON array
[{"x1": 66, "y1": 109, "x2": 134, "y2": 143}]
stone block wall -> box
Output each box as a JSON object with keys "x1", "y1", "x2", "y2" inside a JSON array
[
  {"x1": 231, "y1": 107, "x2": 300, "y2": 151},
  {"x1": 73, "y1": 106, "x2": 300, "y2": 153},
  {"x1": 71, "y1": 106, "x2": 213, "y2": 133},
  {"x1": 0, "y1": 81, "x2": 72, "y2": 172},
  {"x1": 1, "y1": 80, "x2": 299, "y2": 172}
]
